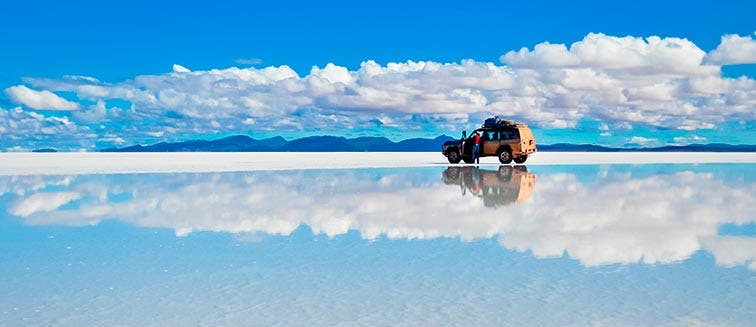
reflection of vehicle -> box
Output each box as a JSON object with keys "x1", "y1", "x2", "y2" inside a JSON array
[
  {"x1": 441, "y1": 118, "x2": 537, "y2": 164},
  {"x1": 442, "y1": 165, "x2": 536, "y2": 207}
]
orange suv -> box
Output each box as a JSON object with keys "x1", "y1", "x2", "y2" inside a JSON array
[{"x1": 442, "y1": 118, "x2": 537, "y2": 164}]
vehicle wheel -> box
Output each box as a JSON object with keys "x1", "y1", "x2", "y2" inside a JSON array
[
  {"x1": 513, "y1": 155, "x2": 528, "y2": 164},
  {"x1": 447, "y1": 151, "x2": 461, "y2": 164},
  {"x1": 497, "y1": 148, "x2": 513, "y2": 164}
]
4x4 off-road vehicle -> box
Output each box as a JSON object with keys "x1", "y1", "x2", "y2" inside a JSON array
[{"x1": 442, "y1": 118, "x2": 537, "y2": 164}]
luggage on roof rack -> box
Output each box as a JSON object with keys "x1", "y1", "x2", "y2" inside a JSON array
[{"x1": 483, "y1": 116, "x2": 516, "y2": 128}]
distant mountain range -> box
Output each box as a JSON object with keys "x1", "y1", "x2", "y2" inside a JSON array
[
  {"x1": 88, "y1": 135, "x2": 756, "y2": 152},
  {"x1": 538, "y1": 143, "x2": 756, "y2": 152},
  {"x1": 100, "y1": 135, "x2": 457, "y2": 152}
]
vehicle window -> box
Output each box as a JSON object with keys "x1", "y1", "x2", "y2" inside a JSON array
[{"x1": 500, "y1": 129, "x2": 520, "y2": 140}]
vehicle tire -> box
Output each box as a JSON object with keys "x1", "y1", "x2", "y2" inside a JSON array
[
  {"x1": 513, "y1": 155, "x2": 528, "y2": 164},
  {"x1": 447, "y1": 151, "x2": 461, "y2": 164},
  {"x1": 497, "y1": 148, "x2": 513, "y2": 164}
]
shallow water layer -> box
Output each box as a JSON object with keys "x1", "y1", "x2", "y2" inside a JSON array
[{"x1": 1, "y1": 164, "x2": 754, "y2": 326}]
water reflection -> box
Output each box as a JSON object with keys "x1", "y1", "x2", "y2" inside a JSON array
[
  {"x1": 1, "y1": 166, "x2": 754, "y2": 269},
  {"x1": 442, "y1": 166, "x2": 536, "y2": 207}
]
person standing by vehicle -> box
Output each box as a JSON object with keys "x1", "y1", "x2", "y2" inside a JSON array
[{"x1": 472, "y1": 131, "x2": 481, "y2": 164}]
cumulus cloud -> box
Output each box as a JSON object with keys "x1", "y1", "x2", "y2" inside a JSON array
[
  {"x1": 627, "y1": 136, "x2": 660, "y2": 147},
  {"x1": 4, "y1": 85, "x2": 81, "y2": 110},
  {"x1": 1, "y1": 32, "x2": 755, "y2": 150},
  {"x1": 5, "y1": 167, "x2": 754, "y2": 269},
  {"x1": 673, "y1": 135, "x2": 707, "y2": 145},
  {"x1": 172, "y1": 64, "x2": 191, "y2": 73},
  {"x1": 0, "y1": 107, "x2": 92, "y2": 151},
  {"x1": 705, "y1": 33, "x2": 756, "y2": 65},
  {"x1": 501, "y1": 33, "x2": 716, "y2": 75}
]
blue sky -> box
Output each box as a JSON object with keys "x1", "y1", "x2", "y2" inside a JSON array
[{"x1": 0, "y1": 0, "x2": 755, "y2": 150}]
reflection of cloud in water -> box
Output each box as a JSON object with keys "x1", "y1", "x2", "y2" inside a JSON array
[
  {"x1": 2, "y1": 166, "x2": 754, "y2": 269},
  {"x1": 9, "y1": 191, "x2": 81, "y2": 216},
  {"x1": 702, "y1": 237, "x2": 756, "y2": 270},
  {"x1": 504, "y1": 170, "x2": 754, "y2": 267}
]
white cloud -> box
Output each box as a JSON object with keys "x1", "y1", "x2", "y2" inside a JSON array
[
  {"x1": 7, "y1": 167, "x2": 754, "y2": 269},
  {"x1": 705, "y1": 33, "x2": 756, "y2": 65},
  {"x1": 673, "y1": 135, "x2": 707, "y2": 145},
  {"x1": 1, "y1": 32, "x2": 754, "y2": 150},
  {"x1": 627, "y1": 136, "x2": 659, "y2": 147},
  {"x1": 100, "y1": 134, "x2": 126, "y2": 144},
  {"x1": 501, "y1": 42, "x2": 580, "y2": 68},
  {"x1": 0, "y1": 107, "x2": 90, "y2": 151},
  {"x1": 501, "y1": 33, "x2": 716, "y2": 76},
  {"x1": 172, "y1": 64, "x2": 191, "y2": 73},
  {"x1": 146, "y1": 131, "x2": 165, "y2": 137},
  {"x1": 4, "y1": 85, "x2": 81, "y2": 110},
  {"x1": 702, "y1": 236, "x2": 756, "y2": 269},
  {"x1": 9, "y1": 191, "x2": 81, "y2": 217}
]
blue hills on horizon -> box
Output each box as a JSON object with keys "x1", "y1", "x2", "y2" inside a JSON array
[
  {"x1": 101, "y1": 135, "x2": 457, "y2": 152},
  {"x1": 87, "y1": 135, "x2": 756, "y2": 152}
]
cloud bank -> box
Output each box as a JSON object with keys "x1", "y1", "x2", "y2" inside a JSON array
[
  {"x1": 4, "y1": 85, "x2": 81, "y2": 111},
  {"x1": 2, "y1": 32, "x2": 755, "y2": 150},
  {"x1": 4, "y1": 167, "x2": 754, "y2": 269}
]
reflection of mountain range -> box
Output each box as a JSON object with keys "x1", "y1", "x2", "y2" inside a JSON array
[
  {"x1": 2, "y1": 167, "x2": 754, "y2": 269},
  {"x1": 96, "y1": 135, "x2": 756, "y2": 152}
]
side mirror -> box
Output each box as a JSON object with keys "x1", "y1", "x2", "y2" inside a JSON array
[{"x1": 462, "y1": 130, "x2": 467, "y2": 139}]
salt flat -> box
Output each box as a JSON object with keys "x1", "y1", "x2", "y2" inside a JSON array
[
  {"x1": 1, "y1": 159, "x2": 754, "y2": 326},
  {"x1": 0, "y1": 152, "x2": 754, "y2": 175}
]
